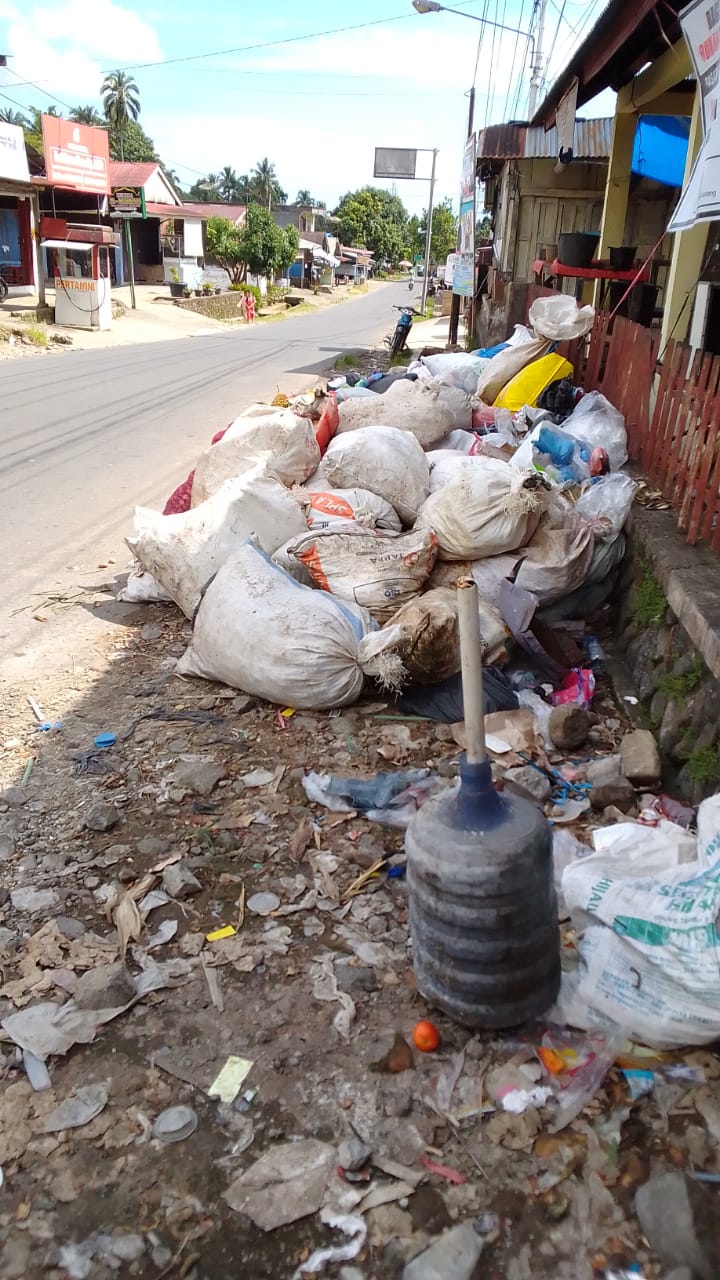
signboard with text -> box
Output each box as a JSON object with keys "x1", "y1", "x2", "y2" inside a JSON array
[
  {"x1": 0, "y1": 121, "x2": 30, "y2": 183},
  {"x1": 109, "y1": 186, "x2": 147, "y2": 218},
  {"x1": 669, "y1": 0, "x2": 720, "y2": 230},
  {"x1": 453, "y1": 133, "x2": 476, "y2": 297},
  {"x1": 42, "y1": 116, "x2": 110, "y2": 195}
]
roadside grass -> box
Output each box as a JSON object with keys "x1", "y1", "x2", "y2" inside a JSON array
[{"x1": 25, "y1": 325, "x2": 49, "y2": 347}]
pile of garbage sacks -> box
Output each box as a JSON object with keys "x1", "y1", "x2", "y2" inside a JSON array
[{"x1": 119, "y1": 294, "x2": 635, "y2": 714}]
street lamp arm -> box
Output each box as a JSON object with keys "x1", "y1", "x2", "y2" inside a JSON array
[{"x1": 412, "y1": 0, "x2": 532, "y2": 43}]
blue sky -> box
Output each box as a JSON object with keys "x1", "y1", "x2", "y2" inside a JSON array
[{"x1": 0, "y1": 0, "x2": 613, "y2": 212}]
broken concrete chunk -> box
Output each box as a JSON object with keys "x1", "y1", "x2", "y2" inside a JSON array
[
  {"x1": 635, "y1": 1172, "x2": 720, "y2": 1280},
  {"x1": 10, "y1": 887, "x2": 59, "y2": 914},
  {"x1": 338, "y1": 1137, "x2": 372, "y2": 1172},
  {"x1": 585, "y1": 754, "x2": 622, "y2": 786},
  {"x1": 403, "y1": 1221, "x2": 484, "y2": 1280},
  {"x1": 84, "y1": 803, "x2": 120, "y2": 833},
  {"x1": 73, "y1": 962, "x2": 136, "y2": 1011},
  {"x1": 589, "y1": 778, "x2": 636, "y2": 812},
  {"x1": 162, "y1": 862, "x2": 201, "y2": 899},
  {"x1": 620, "y1": 729, "x2": 662, "y2": 788},
  {"x1": 548, "y1": 705, "x2": 591, "y2": 752},
  {"x1": 223, "y1": 1138, "x2": 335, "y2": 1230},
  {"x1": 503, "y1": 765, "x2": 551, "y2": 803},
  {"x1": 172, "y1": 761, "x2": 227, "y2": 797}
]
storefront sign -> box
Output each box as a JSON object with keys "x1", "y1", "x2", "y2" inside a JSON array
[
  {"x1": 0, "y1": 121, "x2": 30, "y2": 183},
  {"x1": 109, "y1": 186, "x2": 146, "y2": 217},
  {"x1": 453, "y1": 134, "x2": 476, "y2": 297},
  {"x1": 42, "y1": 116, "x2": 110, "y2": 195},
  {"x1": 444, "y1": 251, "x2": 460, "y2": 285}
]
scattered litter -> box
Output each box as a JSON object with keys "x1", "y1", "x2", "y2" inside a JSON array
[
  {"x1": 247, "y1": 892, "x2": 280, "y2": 916},
  {"x1": 23, "y1": 1049, "x2": 52, "y2": 1091},
  {"x1": 152, "y1": 1104, "x2": 198, "y2": 1144},
  {"x1": 206, "y1": 925, "x2": 236, "y2": 942},
  {"x1": 208, "y1": 1056, "x2": 254, "y2": 1104},
  {"x1": 311, "y1": 956, "x2": 356, "y2": 1039},
  {"x1": 291, "y1": 1212, "x2": 366, "y2": 1278},
  {"x1": 43, "y1": 1082, "x2": 110, "y2": 1132},
  {"x1": 420, "y1": 1155, "x2": 466, "y2": 1184}
]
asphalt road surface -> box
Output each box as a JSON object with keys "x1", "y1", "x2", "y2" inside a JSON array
[{"x1": 0, "y1": 282, "x2": 409, "y2": 648}]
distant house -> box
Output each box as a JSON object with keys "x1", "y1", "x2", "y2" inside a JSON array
[
  {"x1": 272, "y1": 203, "x2": 326, "y2": 234},
  {"x1": 335, "y1": 245, "x2": 373, "y2": 283}
]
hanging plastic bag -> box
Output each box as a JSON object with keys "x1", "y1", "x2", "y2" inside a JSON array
[
  {"x1": 178, "y1": 540, "x2": 405, "y2": 709},
  {"x1": 562, "y1": 391, "x2": 628, "y2": 470},
  {"x1": 528, "y1": 294, "x2": 595, "y2": 342},
  {"x1": 575, "y1": 473, "x2": 637, "y2": 538}
]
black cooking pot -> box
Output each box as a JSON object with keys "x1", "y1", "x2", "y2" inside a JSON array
[{"x1": 558, "y1": 232, "x2": 600, "y2": 268}]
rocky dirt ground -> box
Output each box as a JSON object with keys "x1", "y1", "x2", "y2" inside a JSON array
[
  {"x1": 1, "y1": 346, "x2": 719, "y2": 1280},
  {"x1": 1, "y1": 577, "x2": 719, "y2": 1280}
]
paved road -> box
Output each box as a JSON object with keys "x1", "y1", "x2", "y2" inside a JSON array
[{"x1": 0, "y1": 282, "x2": 409, "y2": 647}]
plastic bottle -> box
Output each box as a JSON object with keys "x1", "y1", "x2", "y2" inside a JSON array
[
  {"x1": 583, "y1": 635, "x2": 606, "y2": 674},
  {"x1": 406, "y1": 581, "x2": 560, "y2": 1029}
]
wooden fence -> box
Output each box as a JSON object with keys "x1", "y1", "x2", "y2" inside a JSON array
[{"x1": 526, "y1": 284, "x2": 720, "y2": 548}]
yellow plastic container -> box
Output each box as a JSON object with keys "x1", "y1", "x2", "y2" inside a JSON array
[{"x1": 494, "y1": 353, "x2": 573, "y2": 411}]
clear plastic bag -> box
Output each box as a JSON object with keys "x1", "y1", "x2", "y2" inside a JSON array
[
  {"x1": 563, "y1": 391, "x2": 628, "y2": 470},
  {"x1": 575, "y1": 473, "x2": 637, "y2": 538}
]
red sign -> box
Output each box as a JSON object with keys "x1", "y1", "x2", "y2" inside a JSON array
[{"x1": 42, "y1": 115, "x2": 110, "y2": 195}]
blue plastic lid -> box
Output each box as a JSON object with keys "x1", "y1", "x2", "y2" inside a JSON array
[{"x1": 95, "y1": 733, "x2": 116, "y2": 748}]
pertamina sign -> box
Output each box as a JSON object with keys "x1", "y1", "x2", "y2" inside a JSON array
[{"x1": 42, "y1": 116, "x2": 110, "y2": 195}]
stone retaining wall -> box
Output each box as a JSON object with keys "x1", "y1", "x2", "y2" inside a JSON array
[
  {"x1": 175, "y1": 293, "x2": 249, "y2": 321},
  {"x1": 615, "y1": 514, "x2": 720, "y2": 803}
]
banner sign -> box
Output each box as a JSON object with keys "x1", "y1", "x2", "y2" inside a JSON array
[
  {"x1": 373, "y1": 147, "x2": 417, "y2": 179},
  {"x1": 109, "y1": 186, "x2": 147, "y2": 218},
  {"x1": 453, "y1": 133, "x2": 476, "y2": 297},
  {"x1": 668, "y1": 0, "x2": 720, "y2": 231},
  {"x1": 0, "y1": 121, "x2": 30, "y2": 183},
  {"x1": 42, "y1": 116, "x2": 110, "y2": 195}
]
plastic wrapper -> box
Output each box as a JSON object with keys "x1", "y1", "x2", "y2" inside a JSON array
[
  {"x1": 562, "y1": 390, "x2": 628, "y2": 470},
  {"x1": 551, "y1": 668, "x2": 596, "y2": 709},
  {"x1": 575, "y1": 473, "x2": 637, "y2": 538}
]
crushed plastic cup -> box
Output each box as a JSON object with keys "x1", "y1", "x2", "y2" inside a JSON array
[{"x1": 152, "y1": 1105, "x2": 198, "y2": 1144}]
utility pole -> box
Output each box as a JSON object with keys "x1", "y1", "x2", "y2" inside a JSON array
[
  {"x1": 528, "y1": 0, "x2": 547, "y2": 118},
  {"x1": 420, "y1": 150, "x2": 438, "y2": 314},
  {"x1": 448, "y1": 86, "x2": 475, "y2": 347}
]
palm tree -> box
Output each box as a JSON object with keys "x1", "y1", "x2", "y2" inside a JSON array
[
  {"x1": 252, "y1": 157, "x2": 279, "y2": 210},
  {"x1": 296, "y1": 189, "x2": 313, "y2": 206},
  {"x1": 218, "y1": 165, "x2": 239, "y2": 202},
  {"x1": 101, "y1": 70, "x2": 140, "y2": 161},
  {"x1": 0, "y1": 108, "x2": 29, "y2": 127},
  {"x1": 70, "y1": 105, "x2": 104, "y2": 126}
]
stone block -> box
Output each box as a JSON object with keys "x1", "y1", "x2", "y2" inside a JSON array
[
  {"x1": 403, "y1": 1222, "x2": 484, "y2": 1280},
  {"x1": 620, "y1": 729, "x2": 661, "y2": 787}
]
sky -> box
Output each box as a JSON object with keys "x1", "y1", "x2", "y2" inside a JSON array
[{"x1": 0, "y1": 0, "x2": 615, "y2": 214}]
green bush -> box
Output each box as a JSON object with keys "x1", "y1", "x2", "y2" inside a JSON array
[{"x1": 228, "y1": 282, "x2": 262, "y2": 305}]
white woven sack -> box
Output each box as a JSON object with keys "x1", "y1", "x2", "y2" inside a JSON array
[
  {"x1": 178, "y1": 541, "x2": 405, "y2": 709},
  {"x1": 127, "y1": 467, "x2": 307, "y2": 618},
  {"x1": 336, "y1": 379, "x2": 454, "y2": 448},
  {"x1": 289, "y1": 526, "x2": 438, "y2": 623},
  {"x1": 191, "y1": 406, "x2": 320, "y2": 504},
  {"x1": 416, "y1": 457, "x2": 550, "y2": 561},
  {"x1": 323, "y1": 426, "x2": 430, "y2": 525}
]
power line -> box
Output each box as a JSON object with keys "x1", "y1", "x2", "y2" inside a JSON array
[{"x1": 98, "y1": 1, "x2": 489, "y2": 74}]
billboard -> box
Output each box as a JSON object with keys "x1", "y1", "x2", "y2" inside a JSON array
[
  {"x1": 0, "y1": 121, "x2": 30, "y2": 183},
  {"x1": 42, "y1": 116, "x2": 110, "y2": 195},
  {"x1": 453, "y1": 134, "x2": 476, "y2": 298},
  {"x1": 373, "y1": 147, "x2": 417, "y2": 179}
]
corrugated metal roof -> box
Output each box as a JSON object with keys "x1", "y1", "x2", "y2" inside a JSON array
[
  {"x1": 108, "y1": 161, "x2": 158, "y2": 187},
  {"x1": 477, "y1": 117, "x2": 612, "y2": 161}
]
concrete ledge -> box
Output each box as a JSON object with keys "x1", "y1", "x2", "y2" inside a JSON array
[{"x1": 629, "y1": 504, "x2": 720, "y2": 680}]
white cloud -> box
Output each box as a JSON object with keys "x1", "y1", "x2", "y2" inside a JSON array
[{"x1": 0, "y1": 0, "x2": 161, "y2": 100}]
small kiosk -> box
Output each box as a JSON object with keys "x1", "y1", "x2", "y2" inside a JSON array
[{"x1": 41, "y1": 224, "x2": 118, "y2": 331}]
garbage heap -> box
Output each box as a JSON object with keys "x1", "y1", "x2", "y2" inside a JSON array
[{"x1": 122, "y1": 293, "x2": 633, "y2": 722}]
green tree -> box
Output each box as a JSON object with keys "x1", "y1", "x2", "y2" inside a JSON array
[
  {"x1": 23, "y1": 105, "x2": 61, "y2": 153},
  {"x1": 420, "y1": 198, "x2": 457, "y2": 266},
  {"x1": 101, "y1": 70, "x2": 140, "y2": 161},
  {"x1": 405, "y1": 214, "x2": 423, "y2": 259},
  {"x1": 218, "y1": 166, "x2": 240, "y2": 202},
  {"x1": 108, "y1": 119, "x2": 156, "y2": 162},
  {"x1": 333, "y1": 186, "x2": 408, "y2": 265},
  {"x1": 251, "y1": 157, "x2": 286, "y2": 209},
  {"x1": 205, "y1": 207, "x2": 299, "y2": 285},
  {"x1": 70, "y1": 105, "x2": 104, "y2": 125},
  {"x1": 0, "y1": 108, "x2": 29, "y2": 127}
]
